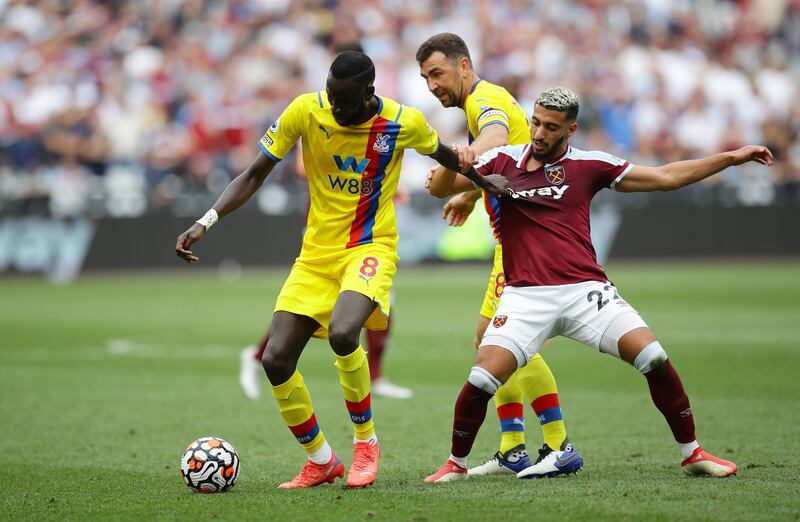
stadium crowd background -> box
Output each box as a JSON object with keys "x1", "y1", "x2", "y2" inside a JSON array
[{"x1": 1, "y1": 0, "x2": 798, "y2": 222}]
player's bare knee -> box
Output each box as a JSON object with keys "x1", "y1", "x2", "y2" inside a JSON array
[
  {"x1": 475, "y1": 346, "x2": 518, "y2": 383},
  {"x1": 633, "y1": 341, "x2": 668, "y2": 374},
  {"x1": 261, "y1": 343, "x2": 295, "y2": 383},
  {"x1": 261, "y1": 353, "x2": 291, "y2": 383},
  {"x1": 327, "y1": 323, "x2": 360, "y2": 355}
]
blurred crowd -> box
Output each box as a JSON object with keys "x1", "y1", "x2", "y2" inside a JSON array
[{"x1": 1, "y1": 0, "x2": 799, "y2": 220}]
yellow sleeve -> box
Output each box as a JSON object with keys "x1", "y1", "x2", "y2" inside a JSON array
[
  {"x1": 258, "y1": 94, "x2": 308, "y2": 161},
  {"x1": 397, "y1": 105, "x2": 440, "y2": 155},
  {"x1": 465, "y1": 91, "x2": 510, "y2": 134}
]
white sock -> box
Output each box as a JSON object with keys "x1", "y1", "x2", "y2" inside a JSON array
[
  {"x1": 448, "y1": 454, "x2": 468, "y2": 468},
  {"x1": 355, "y1": 434, "x2": 378, "y2": 445},
  {"x1": 308, "y1": 441, "x2": 333, "y2": 464},
  {"x1": 679, "y1": 440, "x2": 700, "y2": 460}
]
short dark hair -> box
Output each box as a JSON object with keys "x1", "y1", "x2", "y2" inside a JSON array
[
  {"x1": 329, "y1": 51, "x2": 375, "y2": 85},
  {"x1": 536, "y1": 87, "x2": 580, "y2": 122},
  {"x1": 416, "y1": 32, "x2": 472, "y2": 66}
]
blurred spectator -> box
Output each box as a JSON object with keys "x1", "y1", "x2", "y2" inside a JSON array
[{"x1": 0, "y1": 0, "x2": 797, "y2": 219}]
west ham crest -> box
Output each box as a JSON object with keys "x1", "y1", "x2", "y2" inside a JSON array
[
  {"x1": 492, "y1": 315, "x2": 507, "y2": 328},
  {"x1": 545, "y1": 165, "x2": 566, "y2": 185}
]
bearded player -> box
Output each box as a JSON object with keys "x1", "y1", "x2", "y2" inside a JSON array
[
  {"x1": 425, "y1": 86, "x2": 772, "y2": 482},
  {"x1": 417, "y1": 33, "x2": 581, "y2": 477}
]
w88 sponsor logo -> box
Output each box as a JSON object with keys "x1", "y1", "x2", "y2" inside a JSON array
[{"x1": 328, "y1": 175, "x2": 374, "y2": 195}]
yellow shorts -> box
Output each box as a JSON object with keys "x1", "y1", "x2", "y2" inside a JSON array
[
  {"x1": 274, "y1": 243, "x2": 398, "y2": 338},
  {"x1": 479, "y1": 244, "x2": 505, "y2": 319}
]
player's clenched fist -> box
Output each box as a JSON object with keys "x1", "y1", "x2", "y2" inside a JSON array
[{"x1": 451, "y1": 143, "x2": 478, "y2": 174}]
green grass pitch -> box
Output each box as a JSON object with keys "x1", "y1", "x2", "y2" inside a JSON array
[{"x1": 2, "y1": 262, "x2": 799, "y2": 521}]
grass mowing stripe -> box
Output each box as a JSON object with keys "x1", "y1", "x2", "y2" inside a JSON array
[{"x1": 1, "y1": 262, "x2": 798, "y2": 520}]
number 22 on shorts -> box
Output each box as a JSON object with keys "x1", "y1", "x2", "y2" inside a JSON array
[
  {"x1": 358, "y1": 256, "x2": 379, "y2": 285},
  {"x1": 587, "y1": 284, "x2": 623, "y2": 312}
]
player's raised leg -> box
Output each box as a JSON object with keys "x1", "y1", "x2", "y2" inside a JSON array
[
  {"x1": 614, "y1": 325, "x2": 736, "y2": 477},
  {"x1": 263, "y1": 312, "x2": 343, "y2": 488},
  {"x1": 515, "y1": 354, "x2": 584, "y2": 478},
  {"x1": 425, "y1": 346, "x2": 519, "y2": 483},
  {"x1": 329, "y1": 290, "x2": 382, "y2": 488}
]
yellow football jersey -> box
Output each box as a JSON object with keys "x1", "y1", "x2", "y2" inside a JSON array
[
  {"x1": 259, "y1": 92, "x2": 439, "y2": 260},
  {"x1": 464, "y1": 79, "x2": 530, "y2": 239}
]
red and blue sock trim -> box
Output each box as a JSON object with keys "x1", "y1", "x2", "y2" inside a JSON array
[
  {"x1": 289, "y1": 413, "x2": 321, "y2": 445},
  {"x1": 531, "y1": 393, "x2": 563, "y2": 425},
  {"x1": 497, "y1": 403, "x2": 525, "y2": 432},
  {"x1": 345, "y1": 394, "x2": 373, "y2": 425}
]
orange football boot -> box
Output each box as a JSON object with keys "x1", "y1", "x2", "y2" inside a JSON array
[
  {"x1": 346, "y1": 441, "x2": 380, "y2": 488},
  {"x1": 424, "y1": 460, "x2": 468, "y2": 483},
  {"x1": 681, "y1": 447, "x2": 737, "y2": 477},
  {"x1": 277, "y1": 454, "x2": 344, "y2": 488}
]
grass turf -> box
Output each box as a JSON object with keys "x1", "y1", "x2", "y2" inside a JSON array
[{"x1": 1, "y1": 262, "x2": 799, "y2": 521}]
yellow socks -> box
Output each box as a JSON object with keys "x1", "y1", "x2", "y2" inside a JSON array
[
  {"x1": 518, "y1": 354, "x2": 567, "y2": 449},
  {"x1": 494, "y1": 371, "x2": 526, "y2": 454},
  {"x1": 271, "y1": 370, "x2": 331, "y2": 463},
  {"x1": 334, "y1": 346, "x2": 376, "y2": 441}
]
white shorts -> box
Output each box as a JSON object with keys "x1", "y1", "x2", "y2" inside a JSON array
[{"x1": 480, "y1": 280, "x2": 648, "y2": 367}]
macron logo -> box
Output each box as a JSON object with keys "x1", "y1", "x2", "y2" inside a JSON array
[{"x1": 509, "y1": 185, "x2": 570, "y2": 200}]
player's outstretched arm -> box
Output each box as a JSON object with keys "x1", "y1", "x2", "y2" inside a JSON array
[
  {"x1": 427, "y1": 140, "x2": 509, "y2": 197},
  {"x1": 616, "y1": 146, "x2": 774, "y2": 193},
  {"x1": 427, "y1": 125, "x2": 509, "y2": 198},
  {"x1": 175, "y1": 153, "x2": 277, "y2": 263},
  {"x1": 426, "y1": 165, "x2": 475, "y2": 197}
]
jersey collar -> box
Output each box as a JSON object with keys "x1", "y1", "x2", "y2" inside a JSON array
[
  {"x1": 469, "y1": 78, "x2": 483, "y2": 94},
  {"x1": 519, "y1": 145, "x2": 572, "y2": 172},
  {"x1": 544, "y1": 145, "x2": 572, "y2": 167}
]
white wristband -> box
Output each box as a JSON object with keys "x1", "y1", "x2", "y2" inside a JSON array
[{"x1": 196, "y1": 209, "x2": 219, "y2": 230}]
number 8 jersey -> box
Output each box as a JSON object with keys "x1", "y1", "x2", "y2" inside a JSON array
[{"x1": 259, "y1": 92, "x2": 439, "y2": 260}]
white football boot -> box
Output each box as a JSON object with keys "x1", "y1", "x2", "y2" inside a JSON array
[
  {"x1": 371, "y1": 377, "x2": 413, "y2": 399},
  {"x1": 239, "y1": 346, "x2": 262, "y2": 400}
]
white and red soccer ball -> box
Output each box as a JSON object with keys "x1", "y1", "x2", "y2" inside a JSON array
[{"x1": 180, "y1": 437, "x2": 240, "y2": 493}]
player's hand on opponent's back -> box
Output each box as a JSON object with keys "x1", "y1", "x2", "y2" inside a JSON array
[
  {"x1": 730, "y1": 145, "x2": 774, "y2": 166},
  {"x1": 443, "y1": 192, "x2": 477, "y2": 227},
  {"x1": 175, "y1": 223, "x2": 207, "y2": 263}
]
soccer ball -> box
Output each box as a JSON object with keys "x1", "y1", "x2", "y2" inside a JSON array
[{"x1": 180, "y1": 436, "x2": 240, "y2": 493}]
